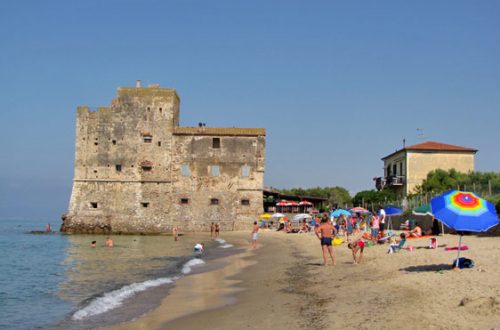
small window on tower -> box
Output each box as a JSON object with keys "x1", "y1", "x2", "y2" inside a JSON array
[
  {"x1": 212, "y1": 138, "x2": 220, "y2": 149},
  {"x1": 157, "y1": 141, "x2": 161, "y2": 147},
  {"x1": 112, "y1": 140, "x2": 116, "y2": 145},
  {"x1": 115, "y1": 164, "x2": 122, "y2": 172},
  {"x1": 180, "y1": 198, "x2": 189, "y2": 204},
  {"x1": 90, "y1": 202, "x2": 98, "y2": 209},
  {"x1": 211, "y1": 165, "x2": 220, "y2": 177},
  {"x1": 241, "y1": 165, "x2": 251, "y2": 177},
  {"x1": 143, "y1": 135, "x2": 152, "y2": 143},
  {"x1": 181, "y1": 164, "x2": 191, "y2": 177},
  {"x1": 210, "y1": 198, "x2": 219, "y2": 205},
  {"x1": 141, "y1": 202, "x2": 149, "y2": 208},
  {"x1": 241, "y1": 199, "x2": 250, "y2": 206}
]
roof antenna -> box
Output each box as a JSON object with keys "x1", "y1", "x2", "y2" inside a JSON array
[{"x1": 403, "y1": 138, "x2": 406, "y2": 148}]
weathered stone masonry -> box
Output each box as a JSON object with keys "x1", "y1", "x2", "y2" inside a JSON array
[{"x1": 62, "y1": 84, "x2": 266, "y2": 233}]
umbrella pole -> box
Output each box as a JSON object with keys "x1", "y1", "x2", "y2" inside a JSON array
[{"x1": 455, "y1": 235, "x2": 463, "y2": 268}]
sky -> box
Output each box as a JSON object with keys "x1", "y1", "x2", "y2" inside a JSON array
[{"x1": 1, "y1": 0, "x2": 499, "y2": 219}]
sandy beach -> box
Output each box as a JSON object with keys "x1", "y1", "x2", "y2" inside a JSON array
[{"x1": 109, "y1": 230, "x2": 500, "y2": 330}]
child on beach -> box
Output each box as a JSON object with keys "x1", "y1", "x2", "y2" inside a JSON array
[
  {"x1": 251, "y1": 221, "x2": 259, "y2": 249},
  {"x1": 371, "y1": 214, "x2": 380, "y2": 243},
  {"x1": 347, "y1": 238, "x2": 365, "y2": 264}
]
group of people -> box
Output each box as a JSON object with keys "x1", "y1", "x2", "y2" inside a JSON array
[
  {"x1": 90, "y1": 237, "x2": 114, "y2": 248},
  {"x1": 210, "y1": 222, "x2": 221, "y2": 238}
]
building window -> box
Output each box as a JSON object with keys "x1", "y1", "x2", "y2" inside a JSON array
[
  {"x1": 115, "y1": 164, "x2": 122, "y2": 172},
  {"x1": 212, "y1": 138, "x2": 220, "y2": 149},
  {"x1": 112, "y1": 140, "x2": 116, "y2": 145},
  {"x1": 94, "y1": 142, "x2": 98, "y2": 146},
  {"x1": 181, "y1": 164, "x2": 191, "y2": 177},
  {"x1": 241, "y1": 165, "x2": 251, "y2": 177},
  {"x1": 393, "y1": 164, "x2": 397, "y2": 176},
  {"x1": 158, "y1": 141, "x2": 161, "y2": 147},
  {"x1": 241, "y1": 199, "x2": 250, "y2": 206},
  {"x1": 159, "y1": 107, "x2": 162, "y2": 113},
  {"x1": 141, "y1": 202, "x2": 149, "y2": 208},
  {"x1": 400, "y1": 162, "x2": 403, "y2": 176},
  {"x1": 211, "y1": 165, "x2": 220, "y2": 177},
  {"x1": 90, "y1": 202, "x2": 98, "y2": 209},
  {"x1": 180, "y1": 198, "x2": 189, "y2": 204},
  {"x1": 210, "y1": 198, "x2": 219, "y2": 205},
  {"x1": 143, "y1": 135, "x2": 152, "y2": 143},
  {"x1": 141, "y1": 161, "x2": 153, "y2": 171}
]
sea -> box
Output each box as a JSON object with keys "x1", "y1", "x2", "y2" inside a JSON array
[{"x1": 0, "y1": 217, "x2": 239, "y2": 330}]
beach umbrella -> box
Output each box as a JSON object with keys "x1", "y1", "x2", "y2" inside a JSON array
[
  {"x1": 431, "y1": 190, "x2": 499, "y2": 268},
  {"x1": 383, "y1": 206, "x2": 403, "y2": 216},
  {"x1": 293, "y1": 213, "x2": 311, "y2": 221},
  {"x1": 412, "y1": 204, "x2": 432, "y2": 216},
  {"x1": 330, "y1": 209, "x2": 351, "y2": 217},
  {"x1": 260, "y1": 213, "x2": 272, "y2": 219},
  {"x1": 299, "y1": 200, "x2": 313, "y2": 205},
  {"x1": 349, "y1": 207, "x2": 370, "y2": 214},
  {"x1": 271, "y1": 213, "x2": 285, "y2": 218},
  {"x1": 276, "y1": 200, "x2": 288, "y2": 206}
]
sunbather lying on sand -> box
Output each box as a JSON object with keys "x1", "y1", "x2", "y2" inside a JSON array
[{"x1": 405, "y1": 224, "x2": 422, "y2": 238}]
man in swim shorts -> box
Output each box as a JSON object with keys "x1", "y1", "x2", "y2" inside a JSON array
[
  {"x1": 251, "y1": 221, "x2": 259, "y2": 249},
  {"x1": 315, "y1": 214, "x2": 337, "y2": 266}
]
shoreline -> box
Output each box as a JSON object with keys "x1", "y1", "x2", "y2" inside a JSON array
[{"x1": 110, "y1": 230, "x2": 500, "y2": 329}]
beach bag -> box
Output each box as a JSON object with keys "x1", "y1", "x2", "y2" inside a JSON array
[{"x1": 453, "y1": 257, "x2": 474, "y2": 269}]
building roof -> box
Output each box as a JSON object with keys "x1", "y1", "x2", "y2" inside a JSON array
[
  {"x1": 173, "y1": 127, "x2": 266, "y2": 136},
  {"x1": 382, "y1": 141, "x2": 478, "y2": 160}
]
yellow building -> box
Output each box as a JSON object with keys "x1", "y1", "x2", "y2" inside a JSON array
[{"x1": 374, "y1": 141, "x2": 477, "y2": 197}]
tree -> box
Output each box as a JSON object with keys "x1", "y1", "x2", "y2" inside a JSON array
[
  {"x1": 277, "y1": 186, "x2": 352, "y2": 209},
  {"x1": 352, "y1": 189, "x2": 396, "y2": 209}
]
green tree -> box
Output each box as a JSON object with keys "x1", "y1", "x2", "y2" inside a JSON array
[{"x1": 352, "y1": 189, "x2": 396, "y2": 209}]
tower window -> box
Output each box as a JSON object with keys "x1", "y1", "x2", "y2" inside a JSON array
[
  {"x1": 158, "y1": 141, "x2": 161, "y2": 147},
  {"x1": 143, "y1": 135, "x2": 152, "y2": 143},
  {"x1": 212, "y1": 138, "x2": 220, "y2": 149},
  {"x1": 210, "y1": 198, "x2": 219, "y2": 205},
  {"x1": 211, "y1": 165, "x2": 220, "y2": 177},
  {"x1": 112, "y1": 140, "x2": 116, "y2": 145},
  {"x1": 90, "y1": 202, "x2": 98, "y2": 209},
  {"x1": 241, "y1": 165, "x2": 251, "y2": 177},
  {"x1": 180, "y1": 198, "x2": 189, "y2": 204},
  {"x1": 181, "y1": 164, "x2": 191, "y2": 177},
  {"x1": 141, "y1": 202, "x2": 149, "y2": 208},
  {"x1": 115, "y1": 164, "x2": 122, "y2": 172},
  {"x1": 241, "y1": 199, "x2": 250, "y2": 206}
]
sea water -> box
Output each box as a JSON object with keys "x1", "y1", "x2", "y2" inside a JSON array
[{"x1": 0, "y1": 218, "x2": 235, "y2": 330}]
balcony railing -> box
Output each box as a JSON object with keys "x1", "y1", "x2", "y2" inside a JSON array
[{"x1": 374, "y1": 176, "x2": 405, "y2": 190}]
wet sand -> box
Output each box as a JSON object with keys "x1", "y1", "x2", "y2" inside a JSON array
[{"x1": 110, "y1": 230, "x2": 500, "y2": 330}]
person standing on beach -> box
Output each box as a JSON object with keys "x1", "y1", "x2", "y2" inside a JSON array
[
  {"x1": 315, "y1": 214, "x2": 337, "y2": 266},
  {"x1": 210, "y1": 222, "x2": 215, "y2": 238},
  {"x1": 251, "y1": 221, "x2": 259, "y2": 249},
  {"x1": 371, "y1": 213, "x2": 380, "y2": 242},
  {"x1": 379, "y1": 206, "x2": 386, "y2": 237}
]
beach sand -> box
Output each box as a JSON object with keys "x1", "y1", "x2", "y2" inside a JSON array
[{"x1": 109, "y1": 230, "x2": 500, "y2": 330}]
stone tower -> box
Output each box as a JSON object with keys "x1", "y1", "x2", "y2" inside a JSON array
[{"x1": 63, "y1": 84, "x2": 266, "y2": 234}]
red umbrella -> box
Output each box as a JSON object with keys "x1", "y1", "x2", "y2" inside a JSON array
[
  {"x1": 276, "y1": 200, "x2": 288, "y2": 206},
  {"x1": 299, "y1": 200, "x2": 313, "y2": 205},
  {"x1": 287, "y1": 201, "x2": 299, "y2": 206}
]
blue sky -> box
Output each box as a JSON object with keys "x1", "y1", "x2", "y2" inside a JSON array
[{"x1": 1, "y1": 0, "x2": 499, "y2": 219}]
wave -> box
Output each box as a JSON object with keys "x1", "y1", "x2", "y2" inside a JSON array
[
  {"x1": 73, "y1": 258, "x2": 205, "y2": 320},
  {"x1": 182, "y1": 258, "x2": 205, "y2": 274},
  {"x1": 72, "y1": 277, "x2": 176, "y2": 320},
  {"x1": 215, "y1": 238, "x2": 226, "y2": 244},
  {"x1": 220, "y1": 244, "x2": 234, "y2": 248}
]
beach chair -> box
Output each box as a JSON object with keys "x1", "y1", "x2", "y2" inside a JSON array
[{"x1": 387, "y1": 238, "x2": 406, "y2": 254}]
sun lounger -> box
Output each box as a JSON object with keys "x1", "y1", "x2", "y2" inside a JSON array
[{"x1": 387, "y1": 239, "x2": 406, "y2": 254}]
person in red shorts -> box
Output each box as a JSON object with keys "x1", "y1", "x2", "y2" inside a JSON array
[{"x1": 348, "y1": 239, "x2": 365, "y2": 264}]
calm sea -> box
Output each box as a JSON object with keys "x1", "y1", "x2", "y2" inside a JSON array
[{"x1": 0, "y1": 218, "x2": 236, "y2": 330}]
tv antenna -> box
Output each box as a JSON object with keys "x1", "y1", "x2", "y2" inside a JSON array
[{"x1": 416, "y1": 128, "x2": 426, "y2": 140}]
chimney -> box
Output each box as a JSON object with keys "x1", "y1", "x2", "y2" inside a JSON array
[{"x1": 136, "y1": 80, "x2": 142, "y2": 88}]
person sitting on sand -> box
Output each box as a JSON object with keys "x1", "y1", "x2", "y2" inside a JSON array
[
  {"x1": 405, "y1": 223, "x2": 422, "y2": 238},
  {"x1": 285, "y1": 222, "x2": 293, "y2": 233},
  {"x1": 91, "y1": 241, "x2": 97, "y2": 248},
  {"x1": 194, "y1": 243, "x2": 205, "y2": 253},
  {"x1": 299, "y1": 220, "x2": 309, "y2": 233},
  {"x1": 348, "y1": 238, "x2": 365, "y2": 264}
]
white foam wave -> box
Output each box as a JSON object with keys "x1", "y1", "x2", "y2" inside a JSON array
[
  {"x1": 215, "y1": 238, "x2": 226, "y2": 244},
  {"x1": 220, "y1": 244, "x2": 233, "y2": 248},
  {"x1": 72, "y1": 277, "x2": 175, "y2": 320},
  {"x1": 182, "y1": 258, "x2": 205, "y2": 274}
]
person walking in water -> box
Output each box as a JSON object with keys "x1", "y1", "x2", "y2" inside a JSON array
[
  {"x1": 172, "y1": 226, "x2": 179, "y2": 241},
  {"x1": 251, "y1": 221, "x2": 259, "y2": 249},
  {"x1": 315, "y1": 214, "x2": 337, "y2": 267}
]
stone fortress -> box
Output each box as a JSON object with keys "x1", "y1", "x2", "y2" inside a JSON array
[{"x1": 62, "y1": 82, "x2": 266, "y2": 234}]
